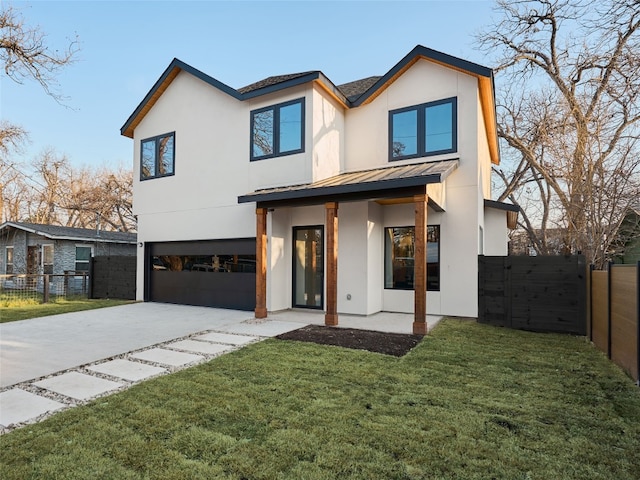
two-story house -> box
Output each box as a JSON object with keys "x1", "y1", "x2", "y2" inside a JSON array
[{"x1": 121, "y1": 45, "x2": 517, "y2": 334}]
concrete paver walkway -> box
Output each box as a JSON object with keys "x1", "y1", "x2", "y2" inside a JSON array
[{"x1": 1, "y1": 303, "x2": 440, "y2": 432}]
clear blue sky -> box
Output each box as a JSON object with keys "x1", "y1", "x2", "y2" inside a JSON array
[{"x1": 2, "y1": 0, "x2": 497, "y2": 169}]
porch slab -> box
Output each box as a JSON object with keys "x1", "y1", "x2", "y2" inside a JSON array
[
  {"x1": 34, "y1": 372, "x2": 123, "y2": 401},
  {"x1": 167, "y1": 340, "x2": 234, "y2": 355},
  {"x1": 129, "y1": 348, "x2": 203, "y2": 367},
  {"x1": 267, "y1": 310, "x2": 443, "y2": 334},
  {"x1": 218, "y1": 320, "x2": 306, "y2": 337},
  {"x1": 0, "y1": 389, "x2": 65, "y2": 427},
  {"x1": 194, "y1": 332, "x2": 257, "y2": 345},
  {"x1": 88, "y1": 359, "x2": 166, "y2": 382}
]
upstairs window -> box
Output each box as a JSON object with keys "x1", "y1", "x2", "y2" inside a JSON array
[
  {"x1": 389, "y1": 97, "x2": 456, "y2": 161},
  {"x1": 141, "y1": 132, "x2": 175, "y2": 180},
  {"x1": 251, "y1": 98, "x2": 304, "y2": 160}
]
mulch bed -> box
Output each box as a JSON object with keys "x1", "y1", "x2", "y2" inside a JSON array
[{"x1": 275, "y1": 325, "x2": 424, "y2": 357}]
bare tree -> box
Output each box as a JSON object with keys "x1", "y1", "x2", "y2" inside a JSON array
[
  {"x1": 0, "y1": 3, "x2": 79, "y2": 221},
  {"x1": 0, "y1": 3, "x2": 79, "y2": 102},
  {"x1": 479, "y1": 0, "x2": 640, "y2": 267},
  {"x1": 4, "y1": 149, "x2": 135, "y2": 232}
]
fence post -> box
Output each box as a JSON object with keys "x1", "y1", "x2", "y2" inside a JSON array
[
  {"x1": 43, "y1": 275, "x2": 50, "y2": 303},
  {"x1": 636, "y1": 261, "x2": 639, "y2": 387},
  {"x1": 607, "y1": 262, "x2": 612, "y2": 359},
  {"x1": 589, "y1": 264, "x2": 594, "y2": 341},
  {"x1": 88, "y1": 257, "x2": 94, "y2": 299},
  {"x1": 64, "y1": 271, "x2": 69, "y2": 296}
]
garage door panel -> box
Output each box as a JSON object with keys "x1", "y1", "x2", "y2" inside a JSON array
[
  {"x1": 148, "y1": 239, "x2": 256, "y2": 311},
  {"x1": 152, "y1": 271, "x2": 255, "y2": 310}
]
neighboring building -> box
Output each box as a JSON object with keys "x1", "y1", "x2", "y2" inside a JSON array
[
  {"x1": 612, "y1": 207, "x2": 640, "y2": 265},
  {"x1": 121, "y1": 45, "x2": 517, "y2": 333},
  {"x1": 0, "y1": 222, "x2": 136, "y2": 275}
]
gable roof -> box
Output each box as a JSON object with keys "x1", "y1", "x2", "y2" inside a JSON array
[
  {"x1": 0, "y1": 222, "x2": 136, "y2": 244},
  {"x1": 120, "y1": 45, "x2": 499, "y2": 164}
]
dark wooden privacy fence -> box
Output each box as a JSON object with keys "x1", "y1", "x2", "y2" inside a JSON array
[
  {"x1": 589, "y1": 263, "x2": 639, "y2": 385},
  {"x1": 478, "y1": 255, "x2": 587, "y2": 335},
  {"x1": 90, "y1": 255, "x2": 136, "y2": 300}
]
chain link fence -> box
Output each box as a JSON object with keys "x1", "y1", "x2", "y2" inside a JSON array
[{"x1": 0, "y1": 272, "x2": 89, "y2": 306}]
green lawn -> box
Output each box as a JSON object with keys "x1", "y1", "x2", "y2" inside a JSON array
[
  {"x1": 0, "y1": 298, "x2": 133, "y2": 323},
  {"x1": 1, "y1": 319, "x2": 638, "y2": 479}
]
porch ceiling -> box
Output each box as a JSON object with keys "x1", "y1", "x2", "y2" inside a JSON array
[{"x1": 238, "y1": 159, "x2": 459, "y2": 209}]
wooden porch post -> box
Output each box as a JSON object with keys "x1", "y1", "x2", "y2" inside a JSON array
[
  {"x1": 413, "y1": 193, "x2": 428, "y2": 335},
  {"x1": 325, "y1": 202, "x2": 339, "y2": 326},
  {"x1": 255, "y1": 207, "x2": 268, "y2": 319}
]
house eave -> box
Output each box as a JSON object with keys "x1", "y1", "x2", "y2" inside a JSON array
[{"x1": 0, "y1": 222, "x2": 137, "y2": 245}]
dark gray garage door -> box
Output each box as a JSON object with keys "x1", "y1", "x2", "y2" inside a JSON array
[{"x1": 148, "y1": 239, "x2": 256, "y2": 311}]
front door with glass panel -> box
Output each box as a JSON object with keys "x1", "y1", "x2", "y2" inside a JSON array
[{"x1": 293, "y1": 226, "x2": 324, "y2": 309}]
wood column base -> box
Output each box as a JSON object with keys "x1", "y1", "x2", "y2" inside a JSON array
[
  {"x1": 412, "y1": 321, "x2": 428, "y2": 336},
  {"x1": 255, "y1": 307, "x2": 267, "y2": 319},
  {"x1": 325, "y1": 313, "x2": 339, "y2": 326}
]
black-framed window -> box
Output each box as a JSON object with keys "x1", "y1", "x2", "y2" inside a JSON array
[
  {"x1": 389, "y1": 97, "x2": 457, "y2": 161},
  {"x1": 251, "y1": 98, "x2": 304, "y2": 160},
  {"x1": 141, "y1": 132, "x2": 175, "y2": 180},
  {"x1": 384, "y1": 225, "x2": 440, "y2": 291}
]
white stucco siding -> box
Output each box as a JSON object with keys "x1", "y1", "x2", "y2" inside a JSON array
[
  {"x1": 484, "y1": 208, "x2": 509, "y2": 256},
  {"x1": 268, "y1": 208, "x2": 291, "y2": 312},
  {"x1": 311, "y1": 85, "x2": 345, "y2": 182},
  {"x1": 366, "y1": 202, "x2": 384, "y2": 314},
  {"x1": 133, "y1": 72, "x2": 248, "y2": 220},
  {"x1": 336, "y1": 203, "x2": 369, "y2": 315},
  {"x1": 439, "y1": 185, "x2": 480, "y2": 317},
  {"x1": 344, "y1": 59, "x2": 480, "y2": 181},
  {"x1": 247, "y1": 86, "x2": 313, "y2": 191}
]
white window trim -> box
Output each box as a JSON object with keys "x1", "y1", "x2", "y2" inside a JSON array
[
  {"x1": 75, "y1": 244, "x2": 94, "y2": 272},
  {"x1": 5, "y1": 246, "x2": 14, "y2": 274},
  {"x1": 42, "y1": 244, "x2": 54, "y2": 273}
]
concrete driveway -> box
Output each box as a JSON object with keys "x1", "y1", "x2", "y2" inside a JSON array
[
  {"x1": 0, "y1": 303, "x2": 272, "y2": 388},
  {"x1": 0, "y1": 303, "x2": 440, "y2": 431}
]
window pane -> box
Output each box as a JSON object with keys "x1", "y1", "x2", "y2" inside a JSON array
[
  {"x1": 385, "y1": 226, "x2": 440, "y2": 291},
  {"x1": 392, "y1": 110, "x2": 418, "y2": 158},
  {"x1": 43, "y1": 245, "x2": 54, "y2": 264},
  {"x1": 152, "y1": 254, "x2": 256, "y2": 273},
  {"x1": 279, "y1": 102, "x2": 302, "y2": 153},
  {"x1": 425, "y1": 102, "x2": 453, "y2": 152},
  {"x1": 6, "y1": 247, "x2": 13, "y2": 274},
  {"x1": 253, "y1": 110, "x2": 274, "y2": 157},
  {"x1": 141, "y1": 140, "x2": 156, "y2": 178},
  {"x1": 158, "y1": 135, "x2": 174, "y2": 175},
  {"x1": 427, "y1": 226, "x2": 440, "y2": 290},
  {"x1": 384, "y1": 227, "x2": 415, "y2": 289},
  {"x1": 76, "y1": 247, "x2": 91, "y2": 262}
]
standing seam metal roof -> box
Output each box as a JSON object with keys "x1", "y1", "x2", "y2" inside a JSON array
[{"x1": 238, "y1": 159, "x2": 459, "y2": 204}]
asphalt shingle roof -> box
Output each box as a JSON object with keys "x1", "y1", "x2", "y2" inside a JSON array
[
  {"x1": 0, "y1": 222, "x2": 136, "y2": 244},
  {"x1": 337, "y1": 76, "x2": 382, "y2": 102},
  {"x1": 238, "y1": 71, "x2": 319, "y2": 94}
]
